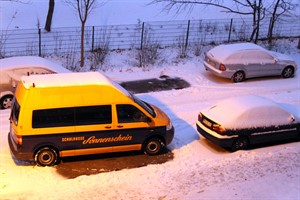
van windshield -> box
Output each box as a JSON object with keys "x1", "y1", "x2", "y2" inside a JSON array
[
  {"x1": 10, "y1": 99, "x2": 20, "y2": 125},
  {"x1": 132, "y1": 95, "x2": 156, "y2": 118}
]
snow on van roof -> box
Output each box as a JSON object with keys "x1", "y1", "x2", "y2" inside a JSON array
[
  {"x1": 207, "y1": 43, "x2": 265, "y2": 61},
  {"x1": 201, "y1": 95, "x2": 298, "y2": 129},
  {"x1": 0, "y1": 56, "x2": 70, "y2": 73},
  {"x1": 22, "y1": 72, "x2": 114, "y2": 88}
]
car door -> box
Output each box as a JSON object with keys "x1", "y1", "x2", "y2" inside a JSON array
[
  {"x1": 115, "y1": 104, "x2": 155, "y2": 146},
  {"x1": 257, "y1": 51, "x2": 279, "y2": 76},
  {"x1": 241, "y1": 51, "x2": 263, "y2": 78}
]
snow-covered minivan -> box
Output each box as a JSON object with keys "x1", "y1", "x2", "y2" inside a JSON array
[{"x1": 9, "y1": 72, "x2": 174, "y2": 166}]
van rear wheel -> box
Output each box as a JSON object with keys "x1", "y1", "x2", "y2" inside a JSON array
[
  {"x1": 35, "y1": 147, "x2": 58, "y2": 166},
  {"x1": 143, "y1": 138, "x2": 164, "y2": 155}
]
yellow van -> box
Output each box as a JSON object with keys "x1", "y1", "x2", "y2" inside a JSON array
[{"x1": 8, "y1": 72, "x2": 174, "y2": 166}]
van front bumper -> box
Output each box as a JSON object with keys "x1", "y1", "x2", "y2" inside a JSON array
[
  {"x1": 8, "y1": 132, "x2": 33, "y2": 161},
  {"x1": 166, "y1": 126, "x2": 175, "y2": 145}
]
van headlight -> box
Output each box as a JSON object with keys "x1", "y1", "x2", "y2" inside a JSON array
[{"x1": 166, "y1": 121, "x2": 173, "y2": 131}]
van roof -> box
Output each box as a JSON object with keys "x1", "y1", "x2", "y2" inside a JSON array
[
  {"x1": 21, "y1": 72, "x2": 116, "y2": 89},
  {"x1": 0, "y1": 56, "x2": 70, "y2": 73}
]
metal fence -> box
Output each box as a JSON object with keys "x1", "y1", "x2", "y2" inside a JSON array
[{"x1": 1, "y1": 17, "x2": 299, "y2": 58}]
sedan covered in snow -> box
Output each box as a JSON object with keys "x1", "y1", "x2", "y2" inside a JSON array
[
  {"x1": 196, "y1": 95, "x2": 300, "y2": 151},
  {"x1": 0, "y1": 56, "x2": 70, "y2": 109},
  {"x1": 203, "y1": 43, "x2": 297, "y2": 82}
]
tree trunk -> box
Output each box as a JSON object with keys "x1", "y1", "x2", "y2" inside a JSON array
[
  {"x1": 45, "y1": 0, "x2": 55, "y2": 32},
  {"x1": 268, "y1": 0, "x2": 280, "y2": 44},
  {"x1": 298, "y1": 37, "x2": 300, "y2": 49},
  {"x1": 80, "y1": 22, "x2": 85, "y2": 67}
]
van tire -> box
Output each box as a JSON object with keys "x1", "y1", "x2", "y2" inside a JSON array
[
  {"x1": 35, "y1": 147, "x2": 58, "y2": 166},
  {"x1": 143, "y1": 138, "x2": 164, "y2": 155}
]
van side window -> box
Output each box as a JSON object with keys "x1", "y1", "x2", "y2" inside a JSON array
[
  {"x1": 117, "y1": 104, "x2": 147, "y2": 123},
  {"x1": 32, "y1": 105, "x2": 112, "y2": 128},
  {"x1": 32, "y1": 107, "x2": 74, "y2": 128},
  {"x1": 76, "y1": 105, "x2": 112, "y2": 125}
]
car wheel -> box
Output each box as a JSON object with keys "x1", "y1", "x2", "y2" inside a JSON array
[
  {"x1": 143, "y1": 138, "x2": 164, "y2": 155},
  {"x1": 0, "y1": 95, "x2": 13, "y2": 109},
  {"x1": 232, "y1": 71, "x2": 245, "y2": 83},
  {"x1": 231, "y1": 137, "x2": 249, "y2": 151},
  {"x1": 35, "y1": 147, "x2": 58, "y2": 166},
  {"x1": 282, "y1": 66, "x2": 294, "y2": 78}
]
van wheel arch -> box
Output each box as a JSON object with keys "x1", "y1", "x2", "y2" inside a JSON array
[
  {"x1": 34, "y1": 146, "x2": 59, "y2": 167},
  {"x1": 143, "y1": 136, "x2": 165, "y2": 155}
]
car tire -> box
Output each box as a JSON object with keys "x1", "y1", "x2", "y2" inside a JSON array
[
  {"x1": 143, "y1": 138, "x2": 164, "y2": 155},
  {"x1": 0, "y1": 95, "x2": 13, "y2": 109},
  {"x1": 35, "y1": 147, "x2": 58, "y2": 166},
  {"x1": 282, "y1": 66, "x2": 294, "y2": 78},
  {"x1": 232, "y1": 71, "x2": 245, "y2": 83},
  {"x1": 231, "y1": 137, "x2": 249, "y2": 151}
]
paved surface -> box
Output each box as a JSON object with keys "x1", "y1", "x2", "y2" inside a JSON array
[
  {"x1": 56, "y1": 149, "x2": 174, "y2": 179},
  {"x1": 121, "y1": 75, "x2": 190, "y2": 93}
]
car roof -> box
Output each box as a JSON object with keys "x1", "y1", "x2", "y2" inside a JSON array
[
  {"x1": 0, "y1": 56, "x2": 70, "y2": 73},
  {"x1": 207, "y1": 43, "x2": 266, "y2": 61},
  {"x1": 201, "y1": 95, "x2": 299, "y2": 129}
]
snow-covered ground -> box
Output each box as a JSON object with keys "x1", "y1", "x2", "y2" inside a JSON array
[
  {"x1": 1, "y1": 1, "x2": 300, "y2": 199},
  {"x1": 0, "y1": 39, "x2": 299, "y2": 199}
]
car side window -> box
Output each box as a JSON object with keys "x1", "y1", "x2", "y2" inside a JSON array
[{"x1": 117, "y1": 104, "x2": 147, "y2": 123}]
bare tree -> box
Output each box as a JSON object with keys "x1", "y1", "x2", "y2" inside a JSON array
[
  {"x1": 267, "y1": 0, "x2": 298, "y2": 43},
  {"x1": 45, "y1": 0, "x2": 55, "y2": 32},
  {"x1": 149, "y1": 0, "x2": 266, "y2": 43},
  {"x1": 64, "y1": 0, "x2": 100, "y2": 67}
]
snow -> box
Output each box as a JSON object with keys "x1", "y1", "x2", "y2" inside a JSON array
[
  {"x1": 0, "y1": 56, "x2": 70, "y2": 72},
  {"x1": 1, "y1": 42, "x2": 299, "y2": 199},
  {"x1": 201, "y1": 95, "x2": 300, "y2": 129},
  {"x1": 21, "y1": 72, "x2": 113, "y2": 88},
  {"x1": 1, "y1": 1, "x2": 300, "y2": 200},
  {"x1": 207, "y1": 42, "x2": 265, "y2": 62}
]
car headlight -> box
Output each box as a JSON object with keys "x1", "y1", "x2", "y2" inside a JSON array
[{"x1": 166, "y1": 121, "x2": 173, "y2": 131}]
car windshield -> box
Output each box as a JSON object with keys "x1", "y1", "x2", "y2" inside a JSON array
[{"x1": 132, "y1": 94, "x2": 156, "y2": 118}]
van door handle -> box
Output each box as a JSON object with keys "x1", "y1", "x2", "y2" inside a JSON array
[
  {"x1": 117, "y1": 125, "x2": 123, "y2": 128},
  {"x1": 105, "y1": 126, "x2": 112, "y2": 129}
]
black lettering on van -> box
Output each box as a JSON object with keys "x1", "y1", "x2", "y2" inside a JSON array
[
  {"x1": 62, "y1": 137, "x2": 85, "y2": 142},
  {"x1": 83, "y1": 134, "x2": 132, "y2": 144}
]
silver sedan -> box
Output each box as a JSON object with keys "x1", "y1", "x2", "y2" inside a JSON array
[{"x1": 204, "y1": 43, "x2": 297, "y2": 82}]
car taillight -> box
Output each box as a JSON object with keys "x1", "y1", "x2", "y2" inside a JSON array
[
  {"x1": 198, "y1": 113, "x2": 202, "y2": 121},
  {"x1": 17, "y1": 135, "x2": 22, "y2": 145},
  {"x1": 219, "y1": 64, "x2": 226, "y2": 71},
  {"x1": 212, "y1": 124, "x2": 226, "y2": 134}
]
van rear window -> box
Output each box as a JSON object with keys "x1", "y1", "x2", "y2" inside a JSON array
[
  {"x1": 32, "y1": 105, "x2": 112, "y2": 128},
  {"x1": 11, "y1": 99, "x2": 20, "y2": 125}
]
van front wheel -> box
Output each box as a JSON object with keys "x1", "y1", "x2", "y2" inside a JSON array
[
  {"x1": 35, "y1": 147, "x2": 58, "y2": 166},
  {"x1": 143, "y1": 138, "x2": 164, "y2": 155}
]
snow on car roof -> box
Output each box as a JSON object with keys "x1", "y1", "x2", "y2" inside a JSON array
[
  {"x1": 207, "y1": 43, "x2": 265, "y2": 61},
  {"x1": 0, "y1": 56, "x2": 70, "y2": 73},
  {"x1": 201, "y1": 95, "x2": 299, "y2": 129}
]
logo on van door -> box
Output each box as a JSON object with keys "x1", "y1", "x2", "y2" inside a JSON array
[
  {"x1": 61, "y1": 134, "x2": 133, "y2": 144},
  {"x1": 83, "y1": 134, "x2": 133, "y2": 144}
]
